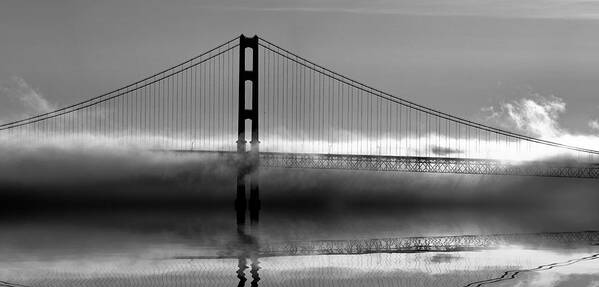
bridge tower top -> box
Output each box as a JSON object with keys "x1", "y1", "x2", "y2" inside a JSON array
[{"x1": 237, "y1": 34, "x2": 259, "y2": 154}]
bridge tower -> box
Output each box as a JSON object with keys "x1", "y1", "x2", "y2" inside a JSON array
[{"x1": 236, "y1": 35, "x2": 260, "y2": 233}]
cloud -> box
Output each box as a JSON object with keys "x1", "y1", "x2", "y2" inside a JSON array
[
  {"x1": 431, "y1": 146, "x2": 462, "y2": 156},
  {"x1": 589, "y1": 119, "x2": 599, "y2": 131},
  {"x1": 0, "y1": 76, "x2": 55, "y2": 124},
  {"x1": 0, "y1": 140, "x2": 237, "y2": 188},
  {"x1": 483, "y1": 93, "x2": 565, "y2": 138},
  {"x1": 1, "y1": 135, "x2": 599, "y2": 281},
  {"x1": 481, "y1": 93, "x2": 599, "y2": 152}
]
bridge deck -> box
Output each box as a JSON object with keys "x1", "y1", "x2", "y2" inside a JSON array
[
  {"x1": 170, "y1": 150, "x2": 599, "y2": 179},
  {"x1": 255, "y1": 230, "x2": 599, "y2": 256},
  {"x1": 169, "y1": 231, "x2": 599, "y2": 258}
]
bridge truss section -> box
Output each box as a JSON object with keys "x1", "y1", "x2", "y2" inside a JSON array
[{"x1": 259, "y1": 152, "x2": 599, "y2": 179}]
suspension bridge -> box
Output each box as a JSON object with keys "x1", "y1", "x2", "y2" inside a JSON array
[
  {"x1": 4, "y1": 34, "x2": 599, "y2": 287},
  {"x1": 1, "y1": 34, "x2": 598, "y2": 179}
]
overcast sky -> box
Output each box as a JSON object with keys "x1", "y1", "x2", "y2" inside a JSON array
[{"x1": 1, "y1": 0, "x2": 599, "y2": 135}]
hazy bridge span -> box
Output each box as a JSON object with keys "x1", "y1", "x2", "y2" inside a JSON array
[{"x1": 1, "y1": 35, "x2": 598, "y2": 178}]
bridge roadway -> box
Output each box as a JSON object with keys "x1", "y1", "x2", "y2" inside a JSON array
[
  {"x1": 171, "y1": 150, "x2": 599, "y2": 179},
  {"x1": 168, "y1": 230, "x2": 599, "y2": 259},
  {"x1": 255, "y1": 230, "x2": 599, "y2": 257}
]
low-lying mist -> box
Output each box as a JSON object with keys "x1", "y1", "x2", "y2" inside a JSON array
[{"x1": 1, "y1": 142, "x2": 598, "y2": 259}]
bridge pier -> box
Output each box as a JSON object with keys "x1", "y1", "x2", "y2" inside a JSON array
[
  {"x1": 236, "y1": 34, "x2": 260, "y2": 232},
  {"x1": 236, "y1": 34, "x2": 261, "y2": 287}
]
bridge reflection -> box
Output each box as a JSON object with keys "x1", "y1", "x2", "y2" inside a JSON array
[
  {"x1": 226, "y1": 166, "x2": 598, "y2": 286},
  {"x1": 171, "y1": 150, "x2": 599, "y2": 179},
  {"x1": 234, "y1": 162, "x2": 261, "y2": 286},
  {"x1": 236, "y1": 256, "x2": 260, "y2": 287},
  {"x1": 235, "y1": 234, "x2": 260, "y2": 287}
]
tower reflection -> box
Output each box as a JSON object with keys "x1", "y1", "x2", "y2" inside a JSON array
[{"x1": 235, "y1": 164, "x2": 260, "y2": 286}]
